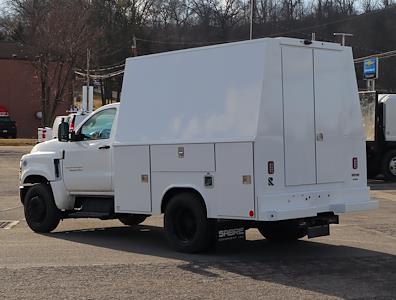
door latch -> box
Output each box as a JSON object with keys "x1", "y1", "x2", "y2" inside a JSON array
[{"x1": 316, "y1": 132, "x2": 324, "y2": 142}]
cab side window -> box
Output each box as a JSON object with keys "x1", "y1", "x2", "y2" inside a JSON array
[{"x1": 80, "y1": 108, "x2": 116, "y2": 140}]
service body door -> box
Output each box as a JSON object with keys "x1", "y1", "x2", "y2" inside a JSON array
[
  {"x1": 114, "y1": 146, "x2": 151, "y2": 213},
  {"x1": 314, "y1": 49, "x2": 347, "y2": 183},
  {"x1": 282, "y1": 46, "x2": 317, "y2": 186},
  {"x1": 63, "y1": 108, "x2": 117, "y2": 192},
  {"x1": 282, "y1": 45, "x2": 347, "y2": 186}
]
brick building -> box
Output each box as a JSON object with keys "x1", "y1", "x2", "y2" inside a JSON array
[{"x1": 0, "y1": 42, "x2": 71, "y2": 138}]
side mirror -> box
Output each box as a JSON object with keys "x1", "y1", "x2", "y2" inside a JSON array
[{"x1": 58, "y1": 120, "x2": 69, "y2": 142}]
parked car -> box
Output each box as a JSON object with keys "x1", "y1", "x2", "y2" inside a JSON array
[
  {"x1": 0, "y1": 116, "x2": 17, "y2": 138},
  {"x1": 68, "y1": 112, "x2": 88, "y2": 133},
  {"x1": 37, "y1": 112, "x2": 88, "y2": 143},
  {"x1": 0, "y1": 106, "x2": 17, "y2": 138}
]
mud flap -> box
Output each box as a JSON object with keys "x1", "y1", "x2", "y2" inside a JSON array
[
  {"x1": 216, "y1": 221, "x2": 246, "y2": 243},
  {"x1": 307, "y1": 224, "x2": 330, "y2": 239}
]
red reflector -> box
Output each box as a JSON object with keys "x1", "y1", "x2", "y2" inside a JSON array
[
  {"x1": 69, "y1": 122, "x2": 74, "y2": 132},
  {"x1": 268, "y1": 161, "x2": 274, "y2": 174},
  {"x1": 353, "y1": 157, "x2": 358, "y2": 169},
  {"x1": 249, "y1": 210, "x2": 254, "y2": 217}
]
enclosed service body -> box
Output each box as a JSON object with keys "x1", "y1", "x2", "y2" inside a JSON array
[
  {"x1": 360, "y1": 92, "x2": 396, "y2": 180},
  {"x1": 20, "y1": 38, "x2": 376, "y2": 252},
  {"x1": 114, "y1": 37, "x2": 374, "y2": 220}
]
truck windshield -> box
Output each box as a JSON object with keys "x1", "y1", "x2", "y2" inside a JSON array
[{"x1": 80, "y1": 108, "x2": 116, "y2": 140}]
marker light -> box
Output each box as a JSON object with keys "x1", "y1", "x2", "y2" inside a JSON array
[
  {"x1": 268, "y1": 161, "x2": 274, "y2": 174},
  {"x1": 353, "y1": 157, "x2": 358, "y2": 170}
]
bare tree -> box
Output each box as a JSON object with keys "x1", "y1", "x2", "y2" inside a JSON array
[{"x1": 6, "y1": 0, "x2": 100, "y2": 126}]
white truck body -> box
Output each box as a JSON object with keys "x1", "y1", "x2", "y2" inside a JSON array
[
  {"x1": 113, "y1": 37, "x2": 375, "y2": 220},
  {"x1": 379, "y1": 94, "x2": 396, "y2": 142},
  {"x1": 360, "y1": 92, "x2": 396, "y2": 179},
  {"x1": 20, "y1": 37, "x2": 377, "y2": 251}
]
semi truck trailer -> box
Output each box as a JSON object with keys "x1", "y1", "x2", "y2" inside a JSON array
[{"x1": 19, "y1": 37, "x2": 377, "y2": 253}]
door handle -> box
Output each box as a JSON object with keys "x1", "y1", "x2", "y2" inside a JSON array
[
  {"x1": 316, "y1": 132, "x2": 324, "y2": 142},
  {"x1": 99, "y1": 145, "x2": 110, "y2": 150}
]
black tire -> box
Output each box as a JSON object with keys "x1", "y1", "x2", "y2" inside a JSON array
[
  {"x1": 381, "y1": 150, "x2": 396, "y2": 181},
  {"x1": 258, "y1": 220, "x2": 307, "y2": 242},
  {"x1": 24, "y1": 184, "x2": 61, "y2": 233},
  {"x1": 164, "y1": 192, "x2": 215, "y2": 253},
  {"x1": 118, "y1": 214, "x2": 148, "y2": 226}
]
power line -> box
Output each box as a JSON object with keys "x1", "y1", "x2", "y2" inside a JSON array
[
  {"x1": 75, "y1": 69, "x2": 124, "y2": 79},
  {"x1": 76, "y1": 62, "x2": 125, "y2": 73},
  {"x1": 354, "y1": 50, "x2": 396, "y2": 63},
  {"x1": 267, "y1": 5, "x2": 396, "y2": 37}
]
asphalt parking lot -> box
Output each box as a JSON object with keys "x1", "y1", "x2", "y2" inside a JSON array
[{"x1": 0, "y1": 146, "x2": 395, "y2": 299}]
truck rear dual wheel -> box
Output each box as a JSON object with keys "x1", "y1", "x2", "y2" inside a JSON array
[
  {"x1": 24, "y1": 184, "x2": 61, "y2": 233},
  {"x1": 381, "y1": 150, "x2": 396, "y2": 181},
  {"x1": 164, "y1": 192, "x2": 215, "y2": 253},
  {"x1": 258, "y1": 220, "x2": 307, "y2": 242},
  {"x1": 118, "y1": 214, "x2": 148, "y2": 226}
]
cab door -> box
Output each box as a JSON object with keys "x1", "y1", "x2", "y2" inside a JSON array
[{"x1": 63, "y1": 108, "x2": 117, "y2": 192}]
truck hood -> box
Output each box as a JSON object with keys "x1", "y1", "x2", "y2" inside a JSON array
[
  {"x1": 23, "y1": 139, "x2": 64, "y2": 161},
  {"x1": 31, "y1": 139, "x2": 62, "y2": 154}
]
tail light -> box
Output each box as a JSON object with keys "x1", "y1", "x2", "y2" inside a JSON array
[
  {"x1": 352, "y1": 157, "x2": 358, "y2": 170},
  {"x1": 268, "y1": 161, "x2": 275, "y2": 174},
  {"x1": 42, "y1": 129, "x2": 46, "y2": 139},
  {"x1": 69, "y1": 121, "x2": 75, "y2": 133}
]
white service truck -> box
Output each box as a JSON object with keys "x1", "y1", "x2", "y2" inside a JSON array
[
  {"x1": 360, "y1": 92, "x2": 396, "y2": 180},
  {"x1": 20, "y1": 38, "x2": 377, "y2": 253}
]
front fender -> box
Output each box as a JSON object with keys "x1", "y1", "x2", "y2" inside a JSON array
[{"x1": 20, "y1": 151, "x2": 63, "y2": 184}]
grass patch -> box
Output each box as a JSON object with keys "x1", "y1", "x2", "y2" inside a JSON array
[{"x1": 0, "y1": 139, "x2": 37, "y2": 146}]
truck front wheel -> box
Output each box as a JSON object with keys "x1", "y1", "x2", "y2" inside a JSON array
[
  {"x1": 164, "y1": 192, "x2": 215, "y2": 253},
  {"x1": 258, "y1": 220, "x2": 307, "y2": 242},
  {"x1": 381, "y1": 150, "x2": 396, "y2": 181},
  {"x1": 24, "y1": 184, "x2": 61, "y2": 233},
  {"x1": 118, "y1": 214, "x2": 148, "y2": 226}
]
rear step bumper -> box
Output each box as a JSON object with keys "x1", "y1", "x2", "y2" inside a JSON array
[
  {"x1": 257, "y1": 189, "x2": 378, "y2": 221},
  {"x1": 304, "y1": 213, "x2": 339, "y2": 239}
]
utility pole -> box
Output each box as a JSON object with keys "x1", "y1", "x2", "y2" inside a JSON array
[
  {"x1": 250, "y1": 0, "x2": 255, "y2": 40},
  {"x1": 333, "y1": 33, "x2": 353, "y2": 46},
  {"x1": 86, "y1": 48, "x2": 91, "y2": 112},
  {"x1": 311, "y1": 33, "x2": 316, "y2": 41},
  {"x1": 132, "y1": 35, "x2": 138, "y2": 57}
]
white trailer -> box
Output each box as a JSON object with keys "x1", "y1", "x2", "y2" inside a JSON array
[{"x1": 20, "y1": 37, "x2": 377, "y2": 253}]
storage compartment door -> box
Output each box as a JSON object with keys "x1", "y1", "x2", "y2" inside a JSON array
[
  {"x1": 314, "y1": 49, "x2": 347, "y2": 183},
  {"x1": 215, "y1": 143, "x2": 255, "y2": 219},
  {"x1": 114, "y1": 146, "x2": 151, "y2": 213},
  {"x1": 282, "y1": 46, "x2": 317, "y2": 186}
]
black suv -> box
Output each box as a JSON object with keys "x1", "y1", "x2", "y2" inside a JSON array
[{"x1": 0, "y1": 116, "x2": 17, "y2": 138}]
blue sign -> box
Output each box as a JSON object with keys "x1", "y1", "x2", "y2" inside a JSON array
[{"x1": 363, "y1": 58, "x2": 378, "y2": 80}]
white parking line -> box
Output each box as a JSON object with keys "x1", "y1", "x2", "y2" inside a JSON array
[{"x1": 0, "y1": 220, "x2": 19, "y2": 229}]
